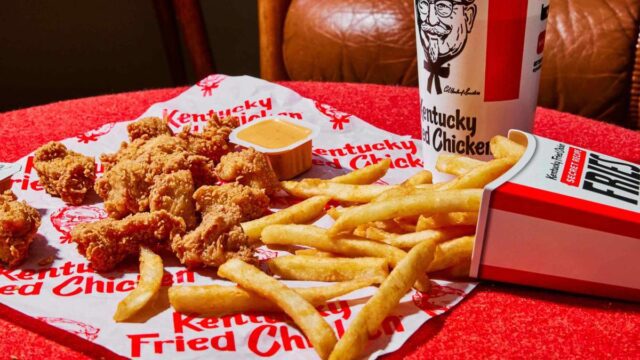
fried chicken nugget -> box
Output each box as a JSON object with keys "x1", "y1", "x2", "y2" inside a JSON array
[
  {"x1": 95, "y1": 160, "x2": 153, "y2": 218},
  {"x1": 171, "y1": 183, "x2": 269, "y2": 268},
  {"x1": 171, "y1": 205, "x2": 253, "y2": 268},
  {"x1": 33, "y1": 142, "x2": 96, "y2": 205},
  {"x1": 177, "y1": 115, "x2": 239, "y2": 163},
  {"x1": 150, "y1": 170, "x2": 197, "y2": 229},
  {"x1": 127, "y1": 117, "x2": 173, "y2": 141},
  {"x1": 95, "y1": 135, "x2": 216, "y2": 218},
  {"x1": 215, "y1": 148, "x2": 280, "y2": 196},
  {"x1": 71, "y1": 210, "x2": 185, "y2": 271},
  {"x1": 0, "y1": 191, "x2": 41, "y2": 267},
  {"x1": 193, "y1": 183, "x2": 269, "y2": 221},
  {"x1": 99, "y1": 135, "x2": 182, "y2": 172}
]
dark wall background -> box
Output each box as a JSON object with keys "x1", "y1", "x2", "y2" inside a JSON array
[{"x1": 0, "y1": 0, "x2": 259, "y2": 112}]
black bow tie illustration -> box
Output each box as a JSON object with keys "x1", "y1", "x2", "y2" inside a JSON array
[{"x1": 424, "y1": 60, "x2": 450, "y2": 95}]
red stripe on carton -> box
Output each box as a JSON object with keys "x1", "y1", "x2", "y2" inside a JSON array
[{"x1": 484, "y1": 0, "x2": 529, "y2": 101}]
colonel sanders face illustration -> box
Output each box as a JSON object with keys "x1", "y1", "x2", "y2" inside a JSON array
[
  {"x1": 416, "y1": 0, "x2": 477, "y2": 93},
  {"x1": 417, "y1": 0, "x2": 477, "y2": 63}
]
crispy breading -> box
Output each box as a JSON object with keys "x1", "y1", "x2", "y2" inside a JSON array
[
  {"x1": 71, "y1": 210, "x2": 185, "y2": 272},
  {"x1": 127, "y1": 117, "x2": 173, "y2": 141},
  {"x1": 95, "y1": 135, "x2": 216, "y2": 218},
  {"x1": 193, "y1": 183, "x2": 269, "y2": 221},
  {"x1": 150, "y1": 170, "x2": 197, "y2": 229},
  {"x1": 177, "y1": 115, "x2": 239, "y2": 163},
  {"x1": 215, "y1": 147, "x2": 280, "y2": 196},
  {"x1": 33, "y1": 142, "x2": 96, "y2": 205},
  {"x1": 99, "y1": 135, "x2": 182, "y2": 172},
  {"x1": 95, "y1": 160, "x2": 152, "y2": 218},
  {"x1": 0, "y1": 191, "x2": 41, "y2": 267},
  {"x1": 171, "y1": 205, "x2": 254, "y2": 268}
]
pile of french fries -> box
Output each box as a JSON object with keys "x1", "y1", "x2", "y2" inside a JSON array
[{"x1": 114, "y1": 135, "x2": 526, "y2": 360}]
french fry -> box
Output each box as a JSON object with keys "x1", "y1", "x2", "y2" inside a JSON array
[
  {"x1": 329, "y1": 159, "x2": 391, "y2": 185},
  {"x1": 267, "y1": 255, "x2": 389, "y2": 283},
  {"x1": 113, "y1": 247, "x2": 163, "y2": 322},
  {"x1": 416, "y1": 212, "x2": 479, "y2": 231},
  {"x1": 326, "y1": 206, "x2": 345, "y2": 220},
  {"x1": 430, "y1": 260, "x2": 471, "y2": 279},
  {"x1": 282, "y1": 179, "x2": 397, "y2": 203},
  {"x1": 438, "y1": 157, "x2": 517, "y2": 191},
  {"x1": 295, "y1": 248, "x2": 336, "y2": 257},
  {"x1": 401, "y1": 170, "x2": 433, "y2": 185},
  {"x1": 364, "y1": 227, "x2": 395, "y2": 241},
  {"x1": 241, "y1": 196, "x2": 330, "y2": 241},
  {"x1": 490, "y1": 135, "x2": 526, "y2": 159},
  {"x1": 168, "y1": 278, "x2": 375, "y2": 315},
  {"x1": 372, "y1": 219, "x2": 411, "y2": 234},
  {"x1": 413, "y1": 273, "x2": 432, "y2": 293},
  {"x1": 262, "y1": 225, "x2": 432, "y2": 292},
  {"x1": 352, "y1": 224, "x2": 368, "y2": 237},
  {"x1": 427, "y1": 236, "x2": 475, "y2": 272},
  {"x1": 329, "y1": 189, "x2": 483, "y2": 235},
  {"x1": 262, "y1": 225, "x2": 406, "y2": 267},
  {"x1": 218, "y1": 259, "x2": 337, "y2": 360},
  {"x1": 436, "y1": 154, "x2": 485, "y2": 176},
  {"x1": 328, "y1": 239, "x2": 437, "y2": 360},
  {"x1": 393, "y1": 218, "x2": 417, "y2": 232},
  {"x1": 379, "y1": 227, "x2": 476, "y2": 249},
  {"x1": 372, "y1": 184, "x2": 435, "y2": 203}
]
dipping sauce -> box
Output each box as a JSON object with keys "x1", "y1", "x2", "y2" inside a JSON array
[{"x1": 236, "y1": 119, "x2": 312, "y2": 149}]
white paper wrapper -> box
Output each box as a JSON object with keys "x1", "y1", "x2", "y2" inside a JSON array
[{"x1": 1, "y1": 75, "x2": 476, "y2": 359}]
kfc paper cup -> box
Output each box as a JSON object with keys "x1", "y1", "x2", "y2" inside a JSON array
[
  {"x1": 414, "y1": 0, "x2": 550, "y2": 180},
  {"x1": 472, "y1": 130, "x2": 640, "y2": 301}
]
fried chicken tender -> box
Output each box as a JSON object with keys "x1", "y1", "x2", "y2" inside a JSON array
[
  {"x1": 95, "y1": 135, "x2": 216, "y2": 218},
  {"x1": 100, "y1": 135, "x2": 182, "y2": 172},
  {"x1": 0, "y1": 191, "x2": 41, "y2": 267},
  {"x1": 171, "y1": 205, "x2": 253, "y2": 268},
  {"x1": 127, "y1": 117, "x2": 173, "y2": 141},
  {"x1": 33, "y1": 142, "x2": 96, "y2": 205},
  {"x1": 150, "y1": 170, "x2": 197, "y2": 229},
  {"x1": 171, "y1": 183, "x2": 269, "y2": 268},
  {"x1": 215, "y1": 148, "x2": 280, "y2": 196},
  {"x1": 194, "y1": 183, "x2": 269, "y2": 221},
  {"x1": 177, "y1": 115, "x2": 239, "y2": 163},
  {"x1": 71, "y1": 210, "x2": 185, "y2": 272}
]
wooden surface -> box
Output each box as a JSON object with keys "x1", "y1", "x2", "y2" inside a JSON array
[{"x1": 258, "y1": 0, "x2": 292, "y2": 81}]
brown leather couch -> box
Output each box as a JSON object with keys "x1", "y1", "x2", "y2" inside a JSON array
[{"x1": 258, "y1": 0, "x2": 640, "y2": 129}]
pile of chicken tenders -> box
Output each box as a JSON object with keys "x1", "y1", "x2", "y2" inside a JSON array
[{"x1": 26, "y1": 115, "x2": 279, "y2": 271}]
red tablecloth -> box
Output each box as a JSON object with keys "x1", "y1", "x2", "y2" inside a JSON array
[{"x1": 0, "y1": 82, "x2": 639, "y2": 359}]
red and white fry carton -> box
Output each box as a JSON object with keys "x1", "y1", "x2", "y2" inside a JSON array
[
  {"x1": 0, "y1": 163, "x2": 21, "y2": 192},
  {"x1": 471, "y1": 130, "x2": 640, "y2": 301}
]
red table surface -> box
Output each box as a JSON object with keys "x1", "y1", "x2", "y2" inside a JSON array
[{"x1": 0, "y1": 81, "x2": 639, "y2": 359}]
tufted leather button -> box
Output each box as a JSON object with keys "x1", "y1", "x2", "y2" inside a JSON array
[
  {"x1": 283, "y1": 0, "x2": 418, "y2": 86},
  {"x1": 539, "y1": 0, "x2": 640, "y2": 127}
]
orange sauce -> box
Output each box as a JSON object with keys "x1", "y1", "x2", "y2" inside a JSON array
[{"x1": 236, "y1": 119, "x2": 312, "y2": 149}]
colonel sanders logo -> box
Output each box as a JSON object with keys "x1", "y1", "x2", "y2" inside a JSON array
[
  {"x1": 416, "y1": 0, "x2": 477, "y2": 94},
  {"x1": 76, "y1": 122, "x2": 115, "y2": 143},
  {"x1": 314, "y1": 101, "x2": 351, "y2": 131},
  {"x1": 50, "y1": 206, "x2": 108, "y2": 244},
  {"x1": 37, "y1": 317, "x2": 100, "y2": 341},
  {"x1": 197, "y1": 74, "x2": 226, "y2": 97}
]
